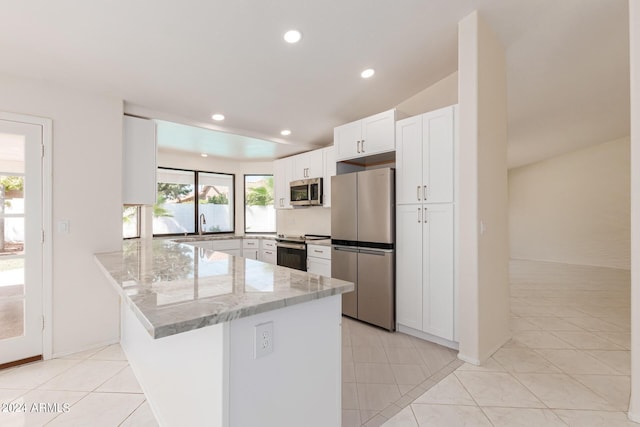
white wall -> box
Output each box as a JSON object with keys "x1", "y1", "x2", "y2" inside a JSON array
[
  {"x1": 457, "y1": 11, "x2": 510, "y2": 364},
  {"x1": 276, "y1": 207, "x2": 331, "y2": 236},
  {"x1": 157, "y1": 149, "x2": 273, "y2": 234},
  {"x1": 395, "y1": 72, "x2": 458, "y2": 116},
  {"x1": 628, "y1": 0, "x2": 639, "y2": 421},
  {"x1": 509, "y1": 137, "x2": 631, "y2": 270},
  {"x1": 0, "y1": 73, "x2": 123, "y2": 356}
]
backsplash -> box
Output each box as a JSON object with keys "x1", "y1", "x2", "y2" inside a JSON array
[{"x1": 276, "y1": 207, "x2": 331, "y2": 236}]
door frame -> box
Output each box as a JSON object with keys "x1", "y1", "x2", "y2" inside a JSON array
[{"x1": 0, "y1": 111, "x2": 53, "y2": 360}]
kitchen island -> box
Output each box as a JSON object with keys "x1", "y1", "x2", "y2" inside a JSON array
[{"x1": 95, "y1": 239, "x2": 353, "y2": 427}]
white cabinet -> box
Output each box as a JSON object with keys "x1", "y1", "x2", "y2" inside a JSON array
[
  {"x1": 242, "y1": 238, "x2": 260, "y2": 260},
  {"x1": 396, "y1": 105, "x2": 457, "y2": 344},
  {"x1": 260, "y1": 239, "x2": 277, "y2": 264},
  {"x1": 334, "y1": 109, "x2": 396, "y2": 162},
  {"x1": 396, "y1": 106, "x2": 455, "y2": 205},
  {"x1": 323, "y1": 146, "x2": 336, "y2": 208},
  {"x1": 307, "y1": 244, "x2": 331, "y2": 277},
  {"x1": 123, "y1": 116, "x2": 156, "y2": 205},
  {"x1": 293, "y1": 149, "x2": 324, "y2": 180},
  {"x1": 274, "y1": 157, "x2": 293, "y2": 209},
  {"x1": 396, "y1": 204, "x2": 454, "y2": 340}
]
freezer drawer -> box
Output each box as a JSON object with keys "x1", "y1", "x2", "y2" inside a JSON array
[
  {"x1": 332, "y1": 246, "x2": 358, "y2": 318},
  {"x1": 357, "y1": 249, "x2": 395, "y2": 331}
]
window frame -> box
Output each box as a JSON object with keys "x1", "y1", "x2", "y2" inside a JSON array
[
  {"x1": 153, "y1": 166, "x2": 235, "y2": 237},
  {"x1": 243, "y1": 174, "x2": 276, "y2": 235}
]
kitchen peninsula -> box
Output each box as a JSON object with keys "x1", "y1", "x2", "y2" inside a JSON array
[{"x1": 95, "y1": 239, "x2": 353, "y2": 427}]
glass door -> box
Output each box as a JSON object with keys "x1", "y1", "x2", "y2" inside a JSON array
[{"x1": 0, "y1": 119, "x2": 43, "y2": 365}]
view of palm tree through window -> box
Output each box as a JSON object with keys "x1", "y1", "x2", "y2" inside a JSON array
[{"x1": 245, "y1": 175, "x2": 275, "y2": 233}]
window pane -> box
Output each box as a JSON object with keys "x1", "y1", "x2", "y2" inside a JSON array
[
  {"x1": 198, "y1": 172, "x2": 234, "y2": 233},
  {"x1": 123, "y1": 206, "x2": 140, "y2": 239},
  {"x1": 244, "y1": 175, "x2": 275, "y2": 233},
  {"x1": 154, "y1": 169, "x2": 195, "y2": 234}
]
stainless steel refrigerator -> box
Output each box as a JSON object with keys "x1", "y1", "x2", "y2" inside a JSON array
[{"x1": 331, "y1": 168, "x2": 395, "y2": 331}]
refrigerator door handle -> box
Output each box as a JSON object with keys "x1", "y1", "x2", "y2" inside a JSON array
[
  {"x1": 333, "y1": 245, "x2": 359, "y2": 253},
  {"x1": 358, "y1": 248, "x2": 393, "y2": 255}
]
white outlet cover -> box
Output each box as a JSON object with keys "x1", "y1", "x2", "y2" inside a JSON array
[{"x1": 254, "y1": 321, "x2": 274, "y2": 359}]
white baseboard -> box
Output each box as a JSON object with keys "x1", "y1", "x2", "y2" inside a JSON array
[
  {"x1": 456, "y1": 333, "x2": 511, "y2": 366},
  {"x1": 397, "y1": 324, "x2": 459, "y2": 350},
  {"x1": 51, "y1": 337, "x2": 120, "y2": 359}
]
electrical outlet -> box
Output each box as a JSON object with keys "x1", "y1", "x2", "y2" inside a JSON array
[{"x1": 254, "y1": 321, "x2": 273, "y2": 359}]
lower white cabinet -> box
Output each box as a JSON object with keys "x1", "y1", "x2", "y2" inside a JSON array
[
  {"x1": 260, "y1": 239, "x2": 277, "y2": 264},
  {"x1": 242, "y1": 239, "x2": 259, "y2": 259},
  {"x1": 307, "y1": 244, "x2": 331, "y2": 277},
  {"x1": 396, "y1": 204, "x2": 454, "y2": 341}
]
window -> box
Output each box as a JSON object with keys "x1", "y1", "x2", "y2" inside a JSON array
[
  {"x1": 153, "y1": 167, "x2": 234, "y2": 236},
  {"x1": 244, "y1": 175, "x2": 275, "y2": 233},
  {"x1": 122, "y1": 206, "x2": 140, "y2": 239},
  {"x1": 198, "y1": 172, "x2": 234, "y2": 233}
]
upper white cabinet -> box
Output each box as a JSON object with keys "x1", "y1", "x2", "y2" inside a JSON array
[
  {"x1": 274, "y1": 146, "x2": 334, "y2": 209},
  {"x1": 274, "y1": 157, "x2": 293, "y2": 209},
  {"x1": 323, "y1": 146, "x2": 336, "y2": 208},
  {"x1": 396, "y1": 106, "x2": 455, "y2": 205},
  {"x1": 123, "y1": 116, "x2": 156, "y2": 205},
  {"x1": 334, "y1": 109, "x2": 397, "y2": 161},
  {"x1": 293, "y1": 149, "x2": 324, "y2": 180}
]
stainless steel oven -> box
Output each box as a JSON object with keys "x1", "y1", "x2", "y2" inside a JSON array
[{"x1": 276, "y1": 240, "x2": 307, "y2": 271}]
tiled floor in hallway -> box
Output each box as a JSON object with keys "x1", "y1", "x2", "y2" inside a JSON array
[
  {"x1": 384, "y1": 260, "x2": 637, "y2": 426},
  {"x1": 0, "y1": 344, "x2": 157, "y2": 426}
]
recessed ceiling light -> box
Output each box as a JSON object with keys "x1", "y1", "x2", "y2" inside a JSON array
[
  {"x1": 211, "y1": 114, "x2": 225, "y2": 121},
  {"x1": 361, "y1": 68, "x2": 375, "y2": 79},
  {"x1": 280, "y1": 129, "x2": 292, "y2": 136},
  {"x1": 283, "y1": 30, "x2": 302, "y2": 44},
  {"x1": 201, "y1": 153, "x2": 208, "y2": 157}
]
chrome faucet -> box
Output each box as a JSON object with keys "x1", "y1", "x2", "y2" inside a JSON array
[{"x1": 199, "y1": 213, "x2": 206, "y2": 235}]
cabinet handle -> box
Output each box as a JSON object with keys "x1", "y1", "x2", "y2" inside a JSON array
[
  {"x1": 361, "y1": 139, "x2": 365, "y2": 152},
  {"x1": 417, "y1": 186, "x2": 421, "y2": 201},
  {"x1": 424, "y1": 207, "x2": 428, "y2": 223},
  {"x1": 265, "y1": 251, "x2": 272, "y2": 255},
  {"x1": 418, "y1": 207, "x2": 421, "y2": 223},
  {"x1": 423, "y1": 185, "x2": 427, "y2": 200},
  {"x1": 356, "y1": 140, "x2": 361, "y2": 153},
  {"x1": 314, "y1": 250, "x2": 323, "y2": 253}
]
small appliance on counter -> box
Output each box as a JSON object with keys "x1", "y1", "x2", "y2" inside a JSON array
[
  {"x1": 331, "y1": 168, "x2": 395, "y2": 331},
  {"x1": 276, "y1": 234, "x2": 330, "y2": 271}
]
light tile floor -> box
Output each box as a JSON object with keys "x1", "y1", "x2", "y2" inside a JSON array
[
  {"x1": 1, "y1": 259, "x2": 635, "y2": 426},
  {"x1": 0, "y1": 344, "x2": 158, "y2": 426},
  {"x1": 384, "y1": 260, "x2": 638, "y2": 426}
]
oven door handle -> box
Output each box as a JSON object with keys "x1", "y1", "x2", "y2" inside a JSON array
[{"x1": 276, "y1": 242, "x2": 306, "y2": 250}]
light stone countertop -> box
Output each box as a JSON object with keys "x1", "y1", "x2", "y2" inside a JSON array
[
  {"x1": 95, "y1": 239, "x2": 353, "y2": 339},
  {"x1": 306, "y1": 239, "x2": 332, "y2": 247}
]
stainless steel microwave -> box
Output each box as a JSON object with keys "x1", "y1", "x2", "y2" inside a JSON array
[{"x1": 290, "y1": 177, "x2": 323, "y2": 206}]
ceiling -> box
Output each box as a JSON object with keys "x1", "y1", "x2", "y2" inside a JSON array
[{"x1": 0, "y1": 0, "x2": 629, "y2": 167}]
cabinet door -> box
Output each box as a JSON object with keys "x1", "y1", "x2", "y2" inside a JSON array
[
  {"x1": 292, "y1": 152, "x2": 308, "y2": 181},
  {"x1": 396, "y1": 204, "x2": 423, "y2": 330},
  {"x1": 361, "y1": 109, "x2": 395, "y2": 157},
  {"x1": 274, "y1": 157, "x2": 293, "y2": 209},
  {"x1": 305, "y1": 149, "x2": 324, "y2": 178},
  {"x1": 396, "y1": 116, "x2": 423, "y2": 205},
  {"x1": 334, "y1": 120, "x2": 361, "y2": 161},
  {"x1": 307, "y1": 257, "x2": 331, "y2": 277},
  {"x1": 322, "y1": 146, "x2": 336, "y2": 207},
  {"x1": 123, "y1": 116, "x2": 156, "y2": 205},
  {"x1": 422, "y1": 204, "x2": 454, "y2": 340},
  {"x1": 260, "y1": 249, "x2": 277, "y2": 264},
  {"x1": 423, "y1": 106, "x2": 454, "y2": 203},
  {"x1": 242, "y1": 249, "x2": 258, "y2": 260}
]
